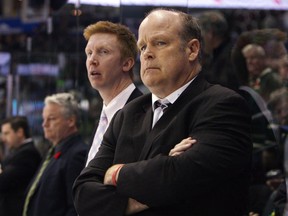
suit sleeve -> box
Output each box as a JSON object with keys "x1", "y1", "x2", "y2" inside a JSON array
[
  {"x1": 73, "y1": 112, "x2": 128, "y2": 216},
  {"x1": 65, "y1": 145, "x2": 88, "y2": 216},
  {"x1": 0, "y1": 147, "x2": 41, "y2": 192},
  {"x1": 73, "y1": 90, "x2": 252, "y2": 213},
  {"x1": 117, "y1": 92, "x2": 252, "y2": 206}
]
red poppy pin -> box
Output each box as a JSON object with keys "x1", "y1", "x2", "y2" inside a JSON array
[{"x1": 54, "y1": 152, "x2": 62, "y2": 159}]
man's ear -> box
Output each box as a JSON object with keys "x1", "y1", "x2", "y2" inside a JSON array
[
  {"x1": 187, "y1": 39, "x2": 200, "y2": 61},
  {"x1": 122, "y1": 57, "x2": 135, "y2": 72},
  {"x1": 67, "y1": 116, "x2": 76, "y2": 127},
  {"x1": 16, "y1": 128, "x2": 25, "y2": 137}
]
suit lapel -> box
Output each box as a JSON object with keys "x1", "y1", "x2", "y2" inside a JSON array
[
  {"x1": 138, "y1": 74, "x2": 210, "y2": 160},
  {"x1": 126, "y1": 88, "x2": 143, "y2": 104},
  {"x1": 88, "y1": 87, "x2": 142, "y2": 149}
]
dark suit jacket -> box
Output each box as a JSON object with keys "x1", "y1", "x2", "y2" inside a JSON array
[
  {"x1": 0, "y1": 141, "x2": 41, "y2": 216},
  {"x1": 73, "y1": 74, "x2": 252, "y2": 216},
  {"x1": 27, "y1": 133, "x2": 88, "y2": 216},
  {"x1": 87, "y1": 87, "x2": 143, "y2": 151}
]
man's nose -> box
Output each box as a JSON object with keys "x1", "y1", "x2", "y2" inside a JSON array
[
  {"x1": 142, "y1": 46, "x2": 154, "y2": 60},
  {"x1": 89, "y1": 53, "x2": 99, "y2": 65}
]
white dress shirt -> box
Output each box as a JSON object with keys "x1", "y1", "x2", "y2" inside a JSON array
[
  {"x1": 86, "y1": 83, "x2": 136, "y2": 166},
  {"x1": 151, "y1": 78, "x2": 195, "y2": 128}
]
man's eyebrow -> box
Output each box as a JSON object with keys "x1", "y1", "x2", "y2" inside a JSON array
[{"x1": 137, "y1": 40, "x2": 145, "y2": 47}]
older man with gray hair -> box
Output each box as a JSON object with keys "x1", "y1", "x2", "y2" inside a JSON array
[{"x1": 23, "y1": 92, "x2": 88, "y2": 216}]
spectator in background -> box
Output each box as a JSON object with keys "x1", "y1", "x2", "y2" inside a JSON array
[
  {"x1": 22, "y1": 92, "x2": 88, "y2": 216},
  {"x1": 269, "y1": 88, "x2": 288, "y2": 131},
  {"x1": 232, "y1": 28, "x2": 287, "y2": 150},
  {"x1": 83, "y1": 21, "x2": 142, "y2": 166},
  {"x1": 232, "y1": 28, "x2": 287, "y2": 88},
  {"x1": 242, "y1": 43, "x2": 282, "y2": 102},
  {"x1": 268, "y1": 88, "x2": 288, "y2": 166},
  {"x1": 232, "y1": 28, "x2": 287, "y2": 215},
  {"x1": 264, "y1": 37, "x2": 287, "y2": 75},
  {"x1": 278, "y1": 54, "x2": 288, "y2": 87},
  {"x1": 263, "y1": 90, "x2": 288, "y2": 216},
  {"x1": 0, "y1": 116, "x2": 41, "y2": 216},
  {"x1": 197, "y1": 10, "x2": 239, "y2": 90}
]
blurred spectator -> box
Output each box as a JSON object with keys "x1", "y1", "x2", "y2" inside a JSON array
[
  {"x1": 264, "y1": 38, "x2": 287, "y2": 74},
  {"x1": 232, "y1": 29, "x2": 287, "y2": 215},
  {"x1": 232, "y1": 28, "x2": 287, "y2": 148},
  {"x1": 232, "y1": 28, "x2": 287, "y2": 87},
  {"x1": 0, "y1": 116, "x2": 41, "y2": 216},
  {"x1": 198, "y1": 10, "x2": 239, "y2": 90},
  {"x1": 242, "y1": 43, "x2": 282, "y2": 102},
  {"x1": 264, "y1": 88, "x2": 288, "y2": 216},
  {"x1": 269, "y1": 88, "x2": 288, "y2": 130},
  {"x1": 268, "y1": 88, "x2": 288, "y2": 171},
  {"x1": 278, "y1": 54, "x2": 288, "y2": 87},
  {"x1": 22, "y1": 92, "x2": 88, "y2": 216}
]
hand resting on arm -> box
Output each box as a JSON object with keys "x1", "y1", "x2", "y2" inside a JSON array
[{"x1": 104, "y1": 137, "x2": 197, "y2": 215}]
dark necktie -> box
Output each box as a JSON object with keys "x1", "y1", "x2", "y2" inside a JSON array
[
  {"x1": 154, "y1": 100, "x2": 170, "y2": 113},
  {"x1": 22, "y1": 146, "x2": 54, "y2": 216},
  {"x1": 152, "y1": 100, "x2": 171, "y2": 128}
]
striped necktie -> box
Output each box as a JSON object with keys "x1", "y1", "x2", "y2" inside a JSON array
[
  {"x1": 152, "y1": 100, "x2": 171, "y2": 128},
  {"x1": 86, "y1": 110, "x2": 108, "y2": 166},
  {"x1": 22, "y1": 146, "x2": 54, "y2": 216}
]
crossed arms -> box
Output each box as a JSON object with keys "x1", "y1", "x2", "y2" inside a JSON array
[{"x1": 104, "y1": 137, "x2": 196, "y2": 215}]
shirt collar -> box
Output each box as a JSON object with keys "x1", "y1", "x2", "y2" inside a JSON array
[
  {"x1": 54, "y1": 132, "x2": 79, "y2": 152},
  {"x1": 22, "y1": 137, "x2": 33, "y2": 145},
  {"x1": 103, "y1": 83, "x2": 136, "y2": 123},
  {"x1": 11, "y1": 138, "x2": 33, "y2": 151},
  {"x1": 152, "y1": 77, "x2": 196, "y2": 110}
]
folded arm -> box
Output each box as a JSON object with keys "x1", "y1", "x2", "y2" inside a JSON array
[{"x1": 104, "y1": 137, "x2": 196, "y2": 215}]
